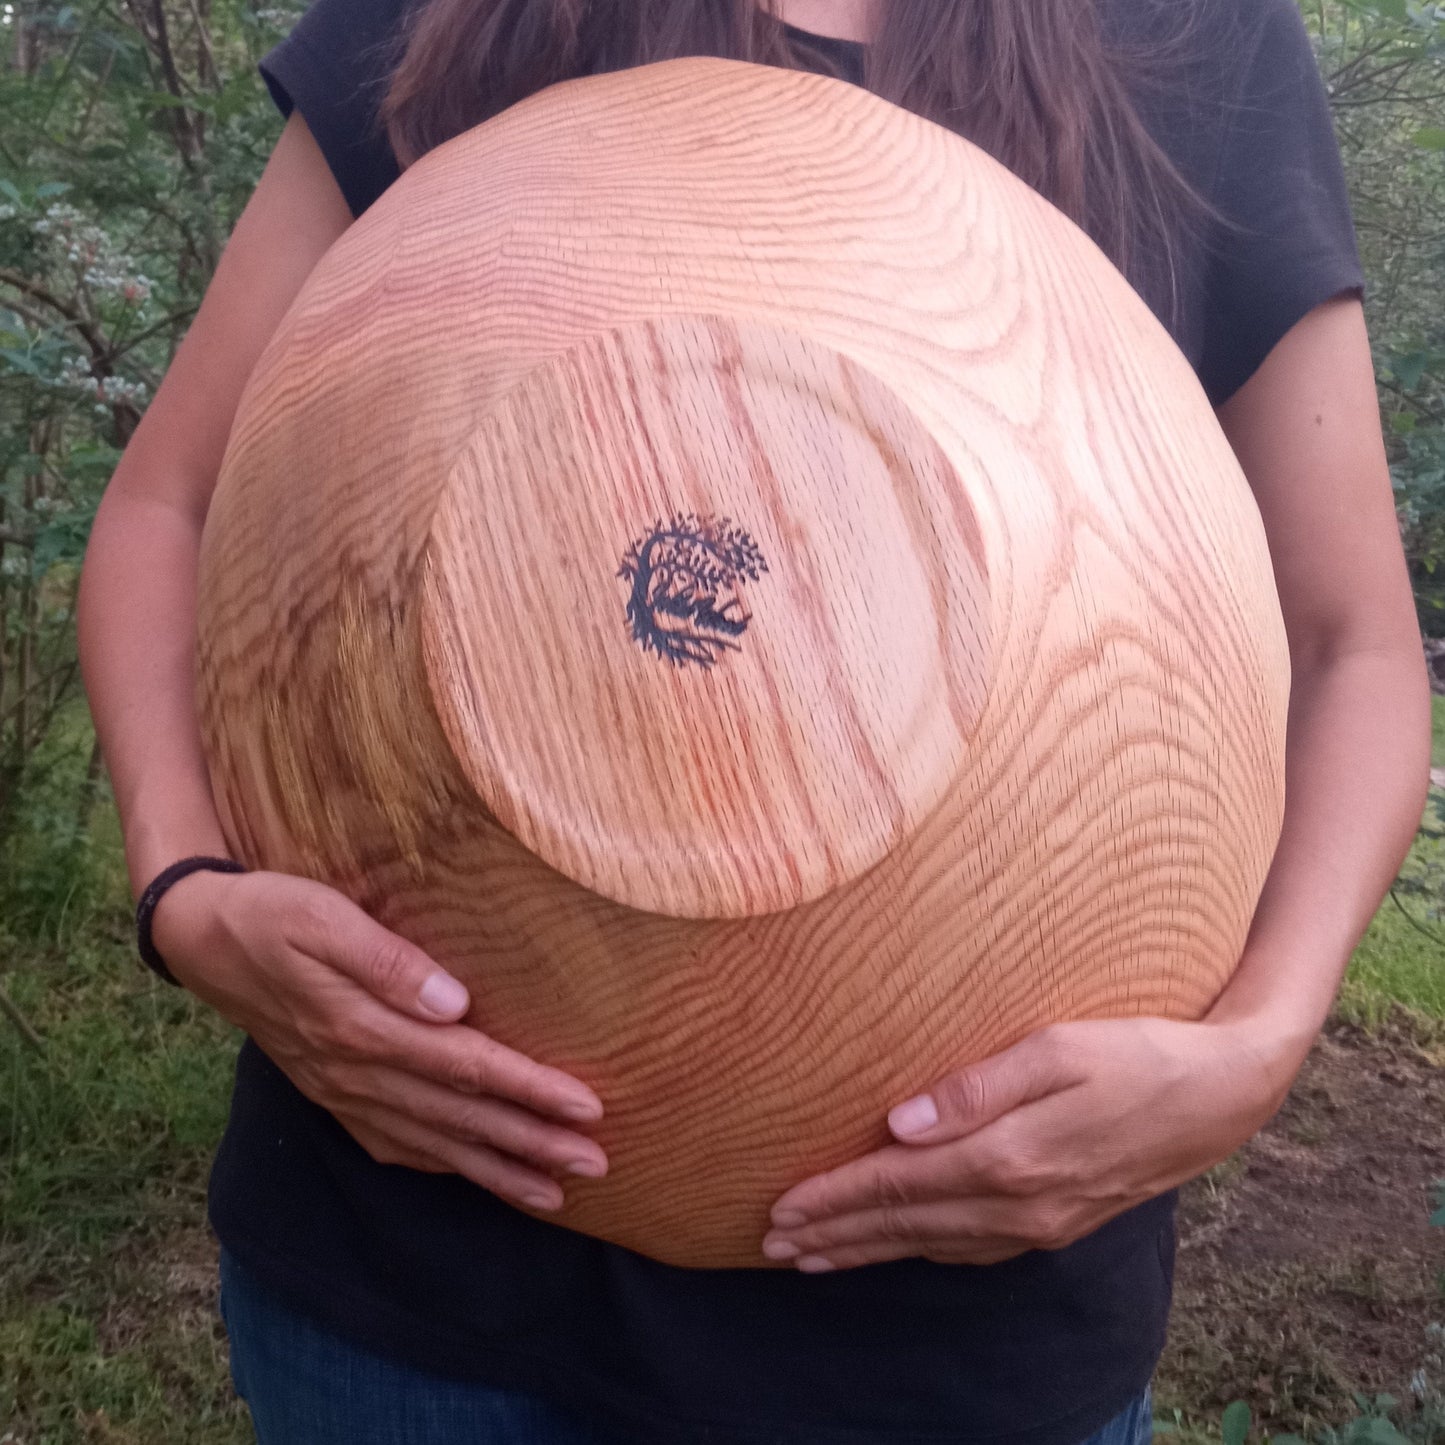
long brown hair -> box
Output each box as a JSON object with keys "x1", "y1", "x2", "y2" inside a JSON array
[{"x1": 383, "y1": 0, "x2": 1198, "y2": 301}]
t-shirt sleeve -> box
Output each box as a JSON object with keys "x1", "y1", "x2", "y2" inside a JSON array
[
  {"x1": 259, "y1": 0, "x2": 413, "y2": 217},
  {"x1": 1197, "y1": 0, "x2": 1365, "y2": 406}
]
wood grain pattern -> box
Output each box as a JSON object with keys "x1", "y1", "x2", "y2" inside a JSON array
[
  {"x1": 195, "y1": 57, "x2": 1290, "y2": 1267},
  {"x1": 422, "y1": 315, "x2": 990, "y2": 917}
]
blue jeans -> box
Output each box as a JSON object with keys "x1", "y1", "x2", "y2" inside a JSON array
[{"x1": 220, "y1": 1248, "x2": 1155, "y2": 1445}]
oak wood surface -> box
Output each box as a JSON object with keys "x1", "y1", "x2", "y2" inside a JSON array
[{"x1": 196, "y1": 57, "x2": 1290, "y2": 1267}]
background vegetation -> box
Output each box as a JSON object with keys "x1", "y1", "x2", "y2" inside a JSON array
[{"x1": 0, "y1": 0, "x2": 1443, "y2": 1441}]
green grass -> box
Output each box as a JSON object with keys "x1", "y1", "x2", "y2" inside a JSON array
[
  {"x1": 1331, "y1": 694, "x2": 1445, "y2": 1027},
  {"x1": 1340, "y1": 823, "x2": 1445, "y2": 1025},
  {"x1": 1, "y1": 742, "x2": 248, "y2": 1443}
]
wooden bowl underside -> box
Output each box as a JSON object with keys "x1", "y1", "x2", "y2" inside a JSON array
[{"x1": 196, "y1": 58, "x2": 1290, "y2": 1266}]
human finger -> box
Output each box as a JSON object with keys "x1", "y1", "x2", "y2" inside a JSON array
[
  {"x1": 335, "y1": 1105, "x2": 569, "y2": 1213},
  {"x1": 769, "y1": 1138, "x2": 1003, "y2": 1230},
  {"x1": 324, "y1": 999, "x2": 602, "y2": 1124},
  {"x1": 277, "y1": 876, "x2": 476, "y2": 1023},
  {"x1": 782, "y1": 1235, "x2": 1032, "y2": 1272},
  {"x1": 886, "y1": 1025, "x2": 1087, "y2": 1146},
  {"x1": 349, "y1": 1062, "x2": 608, "y2": 1178},
  {"x1": 763, "y1": 1193, "x2": 1078, "y2": 1263}
]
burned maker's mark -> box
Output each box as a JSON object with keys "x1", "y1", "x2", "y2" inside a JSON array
[{"x1": 617, "y1": 512, "x2": 769, "y2": 669}]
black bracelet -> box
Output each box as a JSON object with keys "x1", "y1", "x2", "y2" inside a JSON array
[{"x1": 135, "y1": 855, "x2": 248, "y2": 987}]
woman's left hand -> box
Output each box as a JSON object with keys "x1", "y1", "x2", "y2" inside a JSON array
[{"x1": 761, "y1": 1011, "x2": 1309, "y2": 1272}]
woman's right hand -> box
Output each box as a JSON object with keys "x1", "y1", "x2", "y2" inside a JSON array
[{"x1": 151, "y1": 867, "x2": 608, "y2": 1212}]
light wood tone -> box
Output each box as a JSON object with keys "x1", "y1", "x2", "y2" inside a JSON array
[
  {"x1": 196, "y1": 58, "x2": 1290, "y2": 1268},
  {"x1": 422, "y1": 316, "x2": 991, "y2": 917}
]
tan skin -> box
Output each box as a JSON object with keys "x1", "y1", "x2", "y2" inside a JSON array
[{"x1": 79, "y1": 0, "x2": 1430, "y2": 1267}]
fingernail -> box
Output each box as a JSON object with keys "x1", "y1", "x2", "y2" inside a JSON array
[
  {"x1": 566, "y1": 1157, "x2": 607, "y2": 1179},
  {"x1": 797, "y1": 1256, "x2": 835, "y2": 1274},
  {"x1": 762, "y1": 1237, "x2": 800, "y2": 1262},
  {"x1": 888, "y1": 1094, "x2": 938, "y2": 1139},
  {"x1": 559, "y1": 1096, "x2": 604, "y2": 1124},
  {"x1": 522, "y1": 1190, "x2": 562, "y2": 1211},
  {"x1": 771, "y1": 1209, "x2": 807, "y2": 1230},
  {"x1": 418, "y1": 973, "x2": 468, "y2": 1018}
]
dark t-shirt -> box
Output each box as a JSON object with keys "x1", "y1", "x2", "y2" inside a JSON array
[{"x1": 212, "y1": 5, "x2": 1364, "y2": 1442}]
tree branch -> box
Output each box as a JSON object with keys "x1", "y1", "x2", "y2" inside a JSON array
[
  {"x1": 0, "y1": 268, "x2": 109, "y2": 360},
  {"x1": 109, "y1": 305, "x2": 197, "y2": 364},
  {"x1": 1379, "y1": 375, "x2": 1445, "y2": 427}
]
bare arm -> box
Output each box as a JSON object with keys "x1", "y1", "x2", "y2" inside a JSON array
[
  {"x1": 78, "y1": 115, "x2": 608, "y2": 1208},
  {"x1": 78, "y1": 114, "x2": 354, "y2": 895},
  {"x1": 1209, "y1": 294, "x2": 1431, "y2": 1048},
  {"x1": 762, "y1": 295, "x2": 1432, "y2": 1269}
]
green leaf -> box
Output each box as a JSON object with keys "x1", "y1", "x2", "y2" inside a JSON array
[
  {"x1": 1412, "y1": 127, "x2": 1445, "y2": 150},
  {"x1": 1360, "y1": 1418, "x2": 1409, "y2": 1445},
  {"x1": 1391, "y1": 350, "x2": 1436, "y2": 389},
  {"x1": 33, "y1": 181, "x2": 71, "y2": 199},
  {"x1": 0, "y1": 348, "x2": 45, "y2": 378},
  {"x1": 64, "y1": 444, "x2": 122, "y2": 483},
  {"x1": 32, "y1": 507, "x2": 98, "y2": 573},
  {"x1": 1223, "y1": 1400, "x2": 1253, "y2": 1445},
  {"x1": 0, "y1": 179, "x2": 23, "y2": 206}
]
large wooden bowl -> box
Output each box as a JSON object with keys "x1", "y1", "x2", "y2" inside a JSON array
[{"x1": 196, "y1": 58, "x2": 1290, "y2": 1268}]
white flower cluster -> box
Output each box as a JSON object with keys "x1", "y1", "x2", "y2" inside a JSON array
[
  {"x1": 53, "y1": 353, "x2": 149, "y2": 411},
  {"x1": 0, "y1": 203, "x2": 16, "y2": 223},
  {"x1": 31, "y1": 494, "x2": 71, "y2": 517},
  {"x1": 32, "y1": 203, "x2": 152, "y2": 304},
  {"x1": 1, "y1": 554, "x2": 29, "y2": 581}
]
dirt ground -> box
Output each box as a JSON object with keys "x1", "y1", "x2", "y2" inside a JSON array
[{"x1": 1158, "y1": 1011, "x2": 1445, "y2": 1435}]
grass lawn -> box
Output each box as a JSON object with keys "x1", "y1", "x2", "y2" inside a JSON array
[
  {"x1": 0, "y1": 797, "x2": 249, "y2": 1443},
  {"x1": 1339, "y1": 832, "x2": 1445, "y2": 1023},
  {"x1": 1, "y1": 722, "x2": 1442, "y2": 1444},
  {"x1": 1338, "y1": 696, "x2": 1445, "y2": 1024}
]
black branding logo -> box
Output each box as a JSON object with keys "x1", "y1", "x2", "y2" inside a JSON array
[{"x1": 618, "y1": 512, "x2": 769, "y2": 669}]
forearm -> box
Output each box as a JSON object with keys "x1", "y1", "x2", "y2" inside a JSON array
[
  {"x1": 77, "y1": 476, "x2": 231, "y2": 900},
  {"x1": 1205, "y1": 643, "x2": 1431, "y2": 1058}
]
